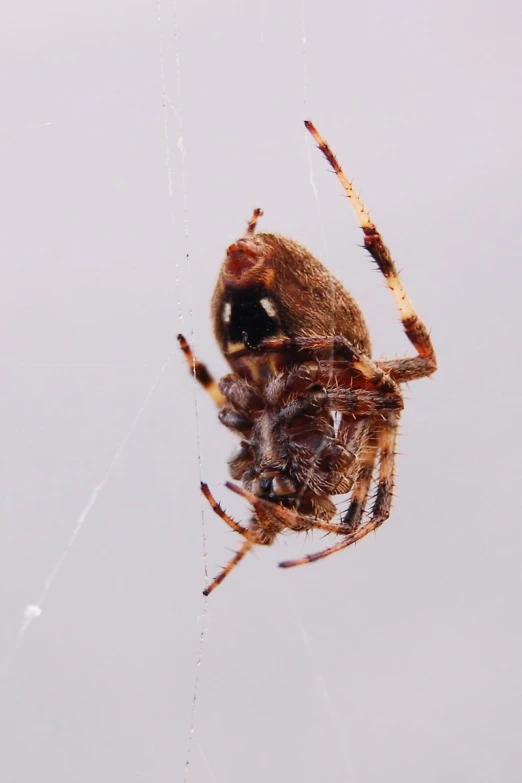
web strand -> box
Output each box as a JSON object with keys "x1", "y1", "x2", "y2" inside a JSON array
[
  {"x1": 157, "y1": 1, "x2": 210, "y2": 779},
  {"x1": 1, "y1": 353, "x2": 175, "y2": 680}
]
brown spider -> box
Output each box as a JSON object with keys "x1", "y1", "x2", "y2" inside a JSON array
[{"x1": 179, "y1": 121, "x2": 436, "y2": 596}]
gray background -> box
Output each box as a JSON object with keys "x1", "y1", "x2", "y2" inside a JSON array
[{"x1": 1, "y1": 1, "x2": 521, "y2": 781}]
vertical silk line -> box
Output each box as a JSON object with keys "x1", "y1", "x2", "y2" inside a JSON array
[
  {"x1": 300, "y1": 0, "x2": 329, "y2": 262},
  {"x1": 157, "y1": 0, "x2": 211, "y2": 779}
]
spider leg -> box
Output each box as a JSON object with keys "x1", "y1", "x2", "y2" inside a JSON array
[
  {"x1": 203, "y1": 539, "x2": 254, "y2": 596},
  {"x1": 305, "y1": 121, "x2": 436, "y2": 381},
  {"x1": 279, "y1": 412, "x2": 398, "y2": 568},
  {"x1": 223, "y1": 420, "x2": 375, "y2": 537},
  {"x1": 246, "y1": 207, "x2": 264, "y2": 235},
  {"x1": 376, "y1": 357, "x2": 435, "y2": 384},
  {"x1": 325, "y1": 386, "x2": 403, "y2": 415},
  {"x1": 280, "y1": 419, "x2": 377, "y2": 540},
  {"x1": 226, "y1": 481, "x2": 309, "y2": 533},
  {"x1": 341, "y1": 427, "x2": 380, "y2": 530},
  {"x1": 200, "y1": 482, "x2": 260, "y2": 542},
  {"x1": 225, "y1": 481, "x2": 350, "y2": 535},
  {"x1": 177, "y1": 334, "x2": 226, "y2": 406},
  {"x1": 369, "y1": 411, "x2": 398, "y2": 524},
  {"x1": 278, "y1": 384, "x2": 403, "y2": 422},
  {"x1": 257, "y1": 335, "x2": 400, "y2": 395}
]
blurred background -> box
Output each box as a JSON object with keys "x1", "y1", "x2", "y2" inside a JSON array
[{"x1": 1, "y1": 1, "x2": 521, "y2": 781}]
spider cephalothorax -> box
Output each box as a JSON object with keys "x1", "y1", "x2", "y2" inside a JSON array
[{"x1": 179, "y1": 121, "x2": 436, "y2": 596}]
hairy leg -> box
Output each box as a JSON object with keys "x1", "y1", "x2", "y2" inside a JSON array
[
  {"x1": 177, "y1": 334, "x2": 225, "y2": 406},
  {"x1": 277, "y1": 385, "x2": 403, "y2": 422},
  {"x1": 200, "y1": 482, "x2": 260, "y2": 541},
  {"x1": 246, "y1": 207, "x2": 264, "y2": 235},
  {"x1": 305, "y1": 121, "x2": 436, "y2": 381},
  {"x1": 203, "y1": 539, "x2": 254, "y2": 596},
  {"x1": 376, "y1": 357, "x2": 436, "y2": 384},
  {"x1": 225, "y1": 481, "x2": 358, "y2": 535},
  {"x1": 278, "y1": 412, "x2": 398, "y2": 568},
  {"x1": 257, "y1": 335, "x2": 401, "y2": 395}
]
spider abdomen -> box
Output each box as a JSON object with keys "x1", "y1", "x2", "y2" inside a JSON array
[{"x1": 211, "y1": 232, "x2": 371, "y2": 384}]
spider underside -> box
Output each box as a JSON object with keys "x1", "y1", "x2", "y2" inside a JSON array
[{"x1": 179, "y1": 122, "x2": 436, "y2": 596}]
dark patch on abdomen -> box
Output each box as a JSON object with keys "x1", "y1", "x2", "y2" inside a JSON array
[{"x1": 226, "y1": 286, "x2": 282, "y2": 348}]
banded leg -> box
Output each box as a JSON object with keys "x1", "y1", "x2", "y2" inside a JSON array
[
  {"x1": 225, "y1": 481, "x2": 303, "y2": 532},
  {"x1": 203, "y1": 539, "x2": 254, "y2": 596},
  {"x1": 246, "y1": 207, "x2": 264, "y2": 235},
  {"x1": 278, "y1": 385, "x2": 403, "y2": 422},
  {"x1": 201, "y1": 482, "x2": 260, "y2": 541},
  {"x1": 326, "y1": 386, "x2": 403, "y2": 415},
  {"x1": 305, "y1": 121, "x2": 437, "y2": 380},
  {"x1": 376, "y1": 357, "x2": 436, "y2": 384},
  {"x1": 279, "y1": 412, "x2": 399, "y2": 568},
  {"x1": 177, "y1": 334, "x2": 225, "y2": 406},
  {"x1": 225, "y1": 482, "x2": 362, "y2": 536},
  {"x1": 340, "y1": 427, "x2": 380, "y2": 531},
  {"x1": 370, "y1": 411, "x2": 398, "y2": 524},
  {"x1": 257, "y1": 335, "x2": 401, "y2": 395}
]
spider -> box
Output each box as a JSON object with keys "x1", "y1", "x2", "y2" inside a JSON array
[{"x1": 179, "y1": 121, "x2": 436, "y2": 596}]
